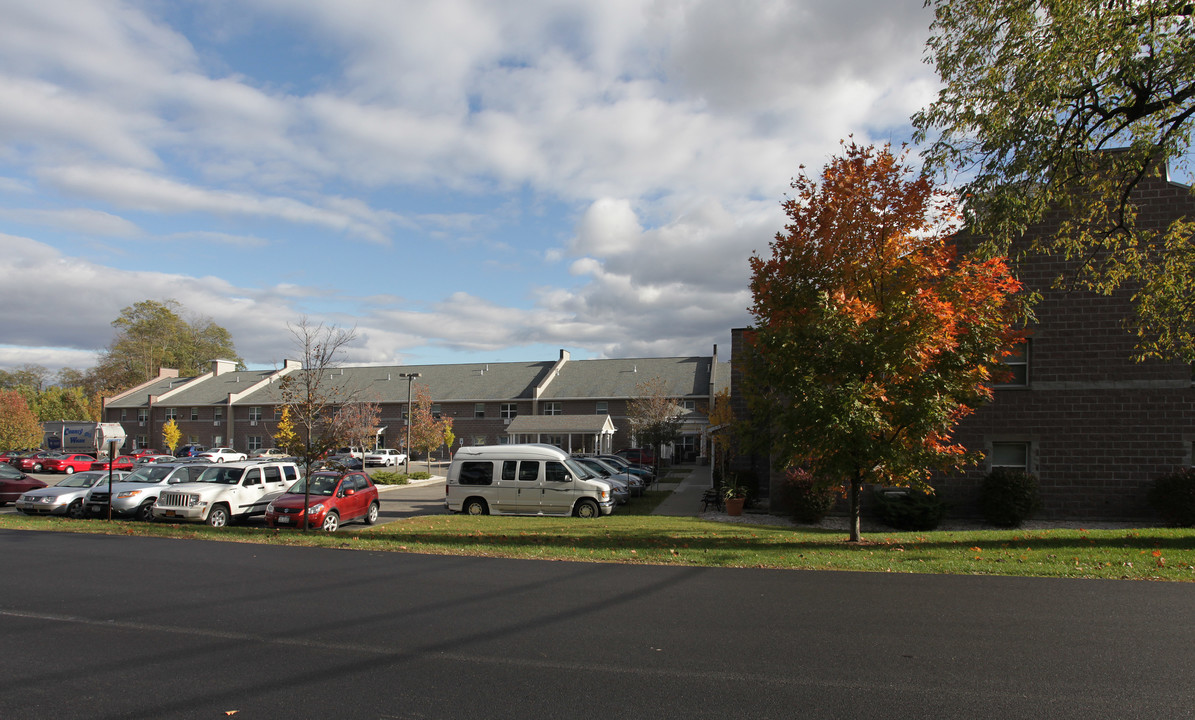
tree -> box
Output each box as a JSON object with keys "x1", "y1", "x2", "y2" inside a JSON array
[
  {"x1": 626, "y1": 376, "x2": 685, "y2": 477},
  {"x1": 275, "y1": 318, "x2": 358, "y2": 531},
  {"x1": 408, "y1": 384, "x2": 451, "y2": 474},
  {"x1": 334, "y1": 399, "x2": 382, "y2": 458},
  {"x1": 0, "y1": 390, "x2": 44, "y2": 451},
  {"x1": 748, "y1": 142, "x2": 1027, "y2": 542},
  {"x1": 93, "y1": 299, "x2": 243, "y2": 392},
  {"x1": 914, "y1": 0, "x2": 1195, "y2": 360},
  {"x1": 31, "y1": 386, "x2": 95, "y2": 422},
  {"x1": 162, "y1": 419, "x2": 181, "y2": 455}
]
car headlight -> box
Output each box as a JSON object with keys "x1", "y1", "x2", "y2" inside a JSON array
[
  {"x1": 266, "y1": 502, "x2": 275, "y2": 513},
  {"x1": 305, "y1": 503, "x2": 324, "y2": 515},
  {"x1": 116, "y1": 490, "x2": 142, "y2": 499}
]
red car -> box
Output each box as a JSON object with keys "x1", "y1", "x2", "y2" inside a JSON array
[
  {"x1": 265, "y1": 470, "x2": 380, "y2": 531},
  {"x1": 42, "y1": 454, "x2": 97, "y2": 474},
  {"x1": 1, "y1": 450, "x2": 28, "y2": 465},
  {"x1": 15, "y1": 451, "x2": 59, "y2": 473},
  {"x1": 90, "y1": 455, "x2": 136, "y2": 472},
  {"x1": 130, "y1": 448, "x2": 160, "y2": 458},
  {"x1": 0, "y1": 463, "x2": 47, "y2": 504},
  {"x1": 616, "y1": 447, "x2": 657, "y2": 465}
]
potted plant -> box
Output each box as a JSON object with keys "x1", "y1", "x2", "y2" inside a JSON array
[{"x1": 722, "y1": 479, "x2": 748, "y2": 516}]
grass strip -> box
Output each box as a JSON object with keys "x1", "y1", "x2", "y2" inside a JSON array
[{"x1": 2, "y1": 513, "x2": 1193, "y2": 581}]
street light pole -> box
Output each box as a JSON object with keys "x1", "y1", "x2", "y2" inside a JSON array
[{"x1": 399, "y1": 372, "x2": 421, "y2": 474}]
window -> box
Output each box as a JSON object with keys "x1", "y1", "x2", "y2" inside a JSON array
[
  {"x1": 264, "y1": 466, "x2": 281, "y2": 483},
  {"x1": 274, "y1": 406, "x2": 283, "y2": 419},
  {"x1": 247, "y1": 436, "x2": 262, "y2": 451},
  {"x1": 120, "y1": 409, "x2": 127, "y2": 420},
  {"x1": 474, "y1": 403, "x2": 485, "y2": 418},
  {"x1": 164, "y1": 408, "x2": 177, "y2": 421},
  {"x1": 432, "y1": 404, "x2": 442, "y2": 419},
  {"x1": 546, "y1": 461, "x2": 569, "y2": 483},
  {"x1": 502, "y1": 461, "x2": 518, "y2": 481},
  {"x1": 595, "y1": 401, "x2": 608, "y2": 414},
  {"x1": 214, "y1": 406, "x2": 224, "y2": 421},
  {"x1": 998, "y1": 341, "x2": 1030, "y2": 386},
  {"x1": 136, "y1": 435, "x2": 147, "y2": 448},
  {"x1": 137, "y1": 409, "x2": 148, "y2": 423},
  {"x1": 990, "y1": 442, "x2": 1030, "y2": 472},
  {"x1": 458, "y1": 461, "x2": 494, "y2": 486},
  {"x1": 249, "y1": 406, "x2": 262, "y2": 422},
  {"x1": 243, "y1": 468, "x2": 262, "y2": 487},
  {"x1": 213, "y1": 435, "x2": 223, "y2": 446},
  {"x1": 401, "y1": 405, "x2": 409, "y2": 422},
  {"x1": 682, "y1": 400, "x2": 696, "y2": 411},
  {"x1": 543, "y1": 402, "x2": 562, "y2": 416},
  {"x1": 498, "y1": 436, "x2": 511, "y2": 445},
  {"x1": 501, "y1": 403, "x2": 518, "y2": 419},
  {"x1": 188, "y1": 435, "x2": 199, "y2": 444},
  {"x1": 519, "y1": 461, "x2": 540, "y2": 482},
  {"x1": 473, "y1": 436, "x2": 487, "y2": 446}
]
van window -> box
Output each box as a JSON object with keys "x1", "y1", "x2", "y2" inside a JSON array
[
  {"x1": 518, "y1": 461, "x2": 540, "y2": 482},
  {"x1": 502, "y1": 461, "x2": 517, "y2": 481},
  {"x1": 546, "y1": 461, "x2": 570, "y2": 483},
  {"x1": 459, "y1": 462, "x2": 494, "y2": 486}
]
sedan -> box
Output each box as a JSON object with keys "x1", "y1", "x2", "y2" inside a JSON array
[
  {"x1": 135, "y1": 454, "x2": 175, "y2": 464},
  {"x1": 90, "y1": 455, "x2": 137, "y2": 472},
  {"x1": 265, "y1": 470, "x2": 380, "y2": 531},
  {"x1": 0, "y1": 450, "x2": 28, "y2": 465},
  {"x1": 249, "y1": 448, "x2": 290, "y2": 459},
  {"x1": 573, "y1": 457, "x2": 632, "y2": 503},
  {"x1": 42, "y1": 454, "x2": 98, "y2": 474},
  {"x1": 364, "y1": 448, "x2": 406, "y2": 467},
  {"x1": 198, "y1": 447, "x2": 247, "y2": 462},
  {"x1": 15, "y1": 451, "x2": 59, "y2": 473},
  {"x1": 0, "y1": 463, "x2": 47, "y2": 505},
  {"x1": 16, "y1": 470, "x2": 128, "y2": 518}
]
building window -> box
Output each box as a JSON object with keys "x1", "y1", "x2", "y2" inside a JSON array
[
  {"x1": 164, "y1": 408, "x2": 177, "y2": 421},
  {"x1": 473, "y1": 436, "x2": 487, "y2": 446},
  {"x1": 681, "y1": 400, "x2": 696, "y2": 411},
  {"x1": 214, "y1": 406, "x2": 223, "y2": 421},
  {"x1": 274, "y1": 406, "x2": 283, "y2": 419},
  {"x1": 247, "y1": 436, "x2": 262, "y2": 451},
  {"x1": 249, "y1": 406, "x2": 262, "y2": 422},
  {"x1": 543, "y1": 434, "x2": 565, "y2": 447},
  {"x1": 432, "y1": 404, "x2": 442, "y2": 419},
  {"x1": 595, "y1": 401, "x2": 608, "y2": 414},
  {"x1": 498, "y1": 436, "x2": 511, "y2": 445},
  {"x1": 120, "y1": 409, "x2": 127, "y2": 420},
  {"x1": 213, "y1": 435, "x2": 223, "y2": 446},
  {"x1": 137, "y1": 409, "x2": 148, "y2": 423},
  {"x1": 136, "y1": 435, "x2": 147, "y2": 448},
  {"x1": 190, "y1": 407, "x2": 199, "y2": 421},
  {"x1": 990, "y1": 442, "x2": 1030, "y2": 472},
  {"x1": 998, "y1": 341, "x2": 1029, "y2": 386},
  {"x1": 401, "y1": 405, "x2": 409, "y2": 422},
  {"x1": 543, "y1": 402, "x2": 562, "y2": 416},
  {"x1": 501, "y1": 403, "x2": 518, "y2": 420},
  {"x1": 188, "y1": 435, "x2": 199, "y2": 444},
  {"x1": 474, "y1": 403, "x2": 486, "y2": 418}
]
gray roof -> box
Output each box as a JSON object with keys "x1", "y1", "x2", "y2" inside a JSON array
[
  {"x1": 105, "y1": 376, "x2": 199, "y2": 409},
  {"x1": 506, "y1": 415, "x2": 616, "y2": 434},
  {"x1": 539, "y1": 357, "x2": 720, "y2": 400},
  {"x1": 165, "y1": 369, "x2": 276, "y2": 406}
]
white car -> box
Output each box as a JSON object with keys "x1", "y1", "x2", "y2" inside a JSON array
[
  {"x1": 364, "y1": 448, "x2": 407, "y2": 467},
  {"x1": 198, "y1": 447, "x2": 248, "y2": 463},
  {"x1": 249, "y1": 448, "x2": 290, "y2": 459},
  {"x1": 152, "y1": 460, "x2": 301, "y2": 526}
]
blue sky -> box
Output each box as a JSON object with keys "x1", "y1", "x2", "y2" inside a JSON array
[{"x1": 0, "y1": 0, "x2": 937, "y2": 373}]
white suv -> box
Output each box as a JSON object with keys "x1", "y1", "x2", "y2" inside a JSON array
[
  {"x1": 364, "y1": 448, "x2": 406, "y2": 467},
  {"x1": 152, "y1": 460, "x2": 300, "y2": 526}
]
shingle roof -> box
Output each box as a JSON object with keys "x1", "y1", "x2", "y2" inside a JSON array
[
  {"x1": 539, "y1": 357, "x2": 718, "y2": 400},
  {"x1": 105, "y1": 376, "x2": 199, "y2": 408},
  {"x1": 506, "y1": 414, "x2": 616, "y2": 434}
]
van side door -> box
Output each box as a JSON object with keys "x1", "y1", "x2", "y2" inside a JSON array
[
  {"x1": 514, "y1": 460, "x2": 542, "y2": 514},
  {"x1": 540, "y1": 461, "x2": 575, "y2": 515}
]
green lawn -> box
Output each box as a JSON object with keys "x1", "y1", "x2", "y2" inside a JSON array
[{"x1": 3, "y1": 512, "x2": 1193, "y2": 581}]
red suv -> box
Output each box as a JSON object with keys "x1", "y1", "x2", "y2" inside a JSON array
[
  {"x1": 617, "y1": 448, "x2": 656, "y2": 465},
  {"x1": 265, "y1": 470, "x2": 380, "y2": 531}
]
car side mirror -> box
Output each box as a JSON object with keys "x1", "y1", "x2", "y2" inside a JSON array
[{"x1": 343, "y1": 488, "x2": 356, "y2": 496}]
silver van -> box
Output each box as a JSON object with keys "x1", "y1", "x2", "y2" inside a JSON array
[{"x1": 445, "y1": 444, "x2": 615, "y2": 518}]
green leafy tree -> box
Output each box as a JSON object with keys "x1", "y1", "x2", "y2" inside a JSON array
[
  {"x1": 0, "y1": 390, "x2": 44, "y2": 450},
  {"x1": 914, "y1": 0, "x2": 1195, "y2": 359},
  {"x1": 93, "y1": 299, "x2": 243, "y2": 392},
  {"x1": 748, "y1": 142, "x2": 1027, "y2": 542},
  {"x1": 408, "y1": 384, "x2": 451, "y2": 474},
  {"x1": 162, "y1": 419, "x2": 181, "y2": 455},
  {"x1": 32, "y1": 386, "x2": 95, "y2": 422}
]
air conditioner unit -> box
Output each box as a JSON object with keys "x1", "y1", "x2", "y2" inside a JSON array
[
  {"x1": 503, "y1": 418, "x2": 511, "y2": 425},
  {"x1": 214, "y1": 421, "x2": 221, "y2": 426},
  {"x1": 250, "y1": 421, "x2": 258, "y2": 426},
  {"x1": 138, "y1": 421, "x2": 145, "y2": 427}
]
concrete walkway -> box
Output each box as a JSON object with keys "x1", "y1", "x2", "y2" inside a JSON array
[{"x1": 651, "y1": 462, "x2": 713, "y2": 516}]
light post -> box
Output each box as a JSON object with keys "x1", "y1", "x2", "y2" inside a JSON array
[{"x1": 398, "y1": 372, "x2": 421, "y2": 474}]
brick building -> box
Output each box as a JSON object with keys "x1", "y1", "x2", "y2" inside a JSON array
[{"x1": 733, "y1": 167, "x2": 1195, "y2": 522}]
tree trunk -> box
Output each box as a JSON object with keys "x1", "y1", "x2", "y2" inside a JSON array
[{"x1": 848, "y1": 471, "x2": 862, "y2": 542}]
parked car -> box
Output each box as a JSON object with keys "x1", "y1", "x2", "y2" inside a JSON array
[
  {"x1": 597, "y1": 454, "x2": 655, "y2": 483},
  {"x1": 445, "y1": 444, "x2": 615, "y2": 517},
  {"x1": 0, "y1": 463, "x2": 47, "y2": 505},
  {"x1": 574, "y1": 456, "x2": 643, "y2": 497},
  {"x1": 135, "y1": 454, "x2": 175, "y2": 464},
  {"x1": 315, "y1": 454, "x2": 363, "y2": 471},
  {"x1": 85, "y1": 462, "x2": 211, "y2": 521},
  {"x1": 15, "y1": 451, "x2": 59, "y2": 473},
  {"x1": 265, "y1": 470, "x2": 380, "y2": 531},
  {"x1": 616, "y1": 448, "x2": 656, "y2": 465},
  {"x1": 198, "y1": 447, "x2": 248, "y2": 463},
  {"x1": 90, "y1": 455, "x2": 136, "y2": 472},
  {"x1": 152, "y1": 460, "x2": 301, "y2": 526},
  {"x1": 249, "y1": 448, "x2": 290, "y2": 459},
  {"x1": 0, "y1": 450, "x2": 29, "y2": 465},
  {"x1": 174, "y1": 444, "x2": 207, "y2": 458},
  {"x1": 334, "y1": 446, "x2": 367, "y2": 459},
  {"x1": 42, "y1": 453, "x2": 98, "y2": 474},
  {"x1": 16, "y1": 470, "x2": 128, "y2": 518},
  {"x1": 130, "y1": 448, "x2": 161, "y2": 458},
  {"x1": 364, "y1": 448, "x2": 406, "y2": 467}
]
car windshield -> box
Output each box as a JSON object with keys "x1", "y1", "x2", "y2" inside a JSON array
[
  {"x1": 287, "y1": 473, "x2": 339, "y2": 496},
  {"x1": 124, "y1": 466, "x2": 175, "y2": 483},
  {"x1": 196, "y1": 467, "x2": 244, "y2": 484},
  {"x1": 60, "y1": 472, "x2": 106, "y2": 487},
  {"x1": 564, "y1": 458, "x2": 596, "y2": 479}
]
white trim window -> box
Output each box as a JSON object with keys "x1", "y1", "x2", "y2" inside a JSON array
[
  {"x1": 249, "y1": 406, "x2": 262, "y2": 422},
  {"x1": 164, "y1": 408, "x2": 177, "y2": 421},
  {"x1": 501, "y1": 403, "x2": 518, "y2": 419},
  {"x1": 247, "y1": 436, "x2": 262, "y2": 451},
  {"x1": 543, "y1": 402, "x2": 562, "y2": 416},
  {"x1": 190, "y1": 407, "x2": 199, "y2": 421},
  {"x1": 595, "y1": 401, "x2": 608, "y2": 414},
  {"x1": 474, "y1": 403, "x2": 485, "y2": 418},
  {"x1": 998, "y1": 341, "x2": 1030, "y2": 387}
]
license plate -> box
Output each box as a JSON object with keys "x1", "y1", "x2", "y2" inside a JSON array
[
  {"x1": 277, "y1": 516, "x2": 289, "y2": 524},
  {"x1": 89, "y1": 505, "x2": 102, "y2": 513},
  {"x1": 164, "y1": 510, "x2": 176, "y2": 517}
]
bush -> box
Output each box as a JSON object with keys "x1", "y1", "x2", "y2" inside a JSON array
[
  {"x1": 979, "y1": 468, "x2": 1040, "y2": 527},
  {"x1": 871, "y1": 487, "x2": 947, "y2": 531},
  {"x1": 371, "y1": 471, "x2": 410, "y2": 485},
  {"x1": 777, "y1": 467, "x2": 840, "y2": 523},
  {"x1": 1148, "y1": 468, "x2": 1195, "y2": 527}
]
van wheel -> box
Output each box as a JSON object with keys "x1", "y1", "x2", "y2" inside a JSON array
[
  {"x1": 574, "y1": 499, "x2": 599, "y2": 518},
  {"x1": 463, "y1": 498, "x2": 488, "y2": 516}
]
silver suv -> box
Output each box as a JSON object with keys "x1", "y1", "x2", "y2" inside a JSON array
[
  {"x1": 85, "y1": 462, "x2": 212, "y2": 521},
  {"x1": 152, "y1": 460, "x2": 301, "y2": 527}
]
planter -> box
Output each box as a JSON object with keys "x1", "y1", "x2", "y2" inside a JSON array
[{"x1": 725, "y1": 497, "x2": 745, "y2": 516}]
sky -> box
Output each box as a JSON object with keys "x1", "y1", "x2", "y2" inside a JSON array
[{"x1": 0, "y1": 0, "x2": 939, "y2": 374}]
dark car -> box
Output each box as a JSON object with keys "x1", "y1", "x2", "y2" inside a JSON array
[
  {"x1": 175, "y1": 444, "x2": 207, "y2": 458},
  {"x1": 0, "y1": 463, "x2": 48, "y2": 505},
  {"x1": 616, "y1": 448, "x2": 656, "y2": 465},
  {"x1": 265, "y1": 470, "x2": 380, "y2": 531}
]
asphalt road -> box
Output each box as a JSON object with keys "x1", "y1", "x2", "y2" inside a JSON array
[{"x1": 1, "y1": 529, "x2": 1193, "y2": 720}]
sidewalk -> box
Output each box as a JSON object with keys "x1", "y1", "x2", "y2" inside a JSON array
[{"x1": 651, "y1": 462, "x2": 713, "y2": 516}]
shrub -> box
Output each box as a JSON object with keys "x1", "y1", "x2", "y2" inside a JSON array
[
  {"x1": 979, "y1": 468, "x2": 1040, "y2": 528},
  {"x1": 777, "y1": 467, "x2": 840, "y2": 523},
  {"x1": 871, "y1": 487, "x2": 947, "y2": 531},
  {"x1": 1148, "y1": 468, "x2": 1195, "y2": 527},
  {"x1": 371, "y1": 471, "x2": 410, "y2": 485}
]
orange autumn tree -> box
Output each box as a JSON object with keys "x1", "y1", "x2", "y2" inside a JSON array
[{"x1": 748, "y1": 142, "x2": 1028, "y2": 542}]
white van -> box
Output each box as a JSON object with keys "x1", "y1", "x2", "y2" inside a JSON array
[{"x1": 445, "y1": 444, "x2": 616, "y2": 518}]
